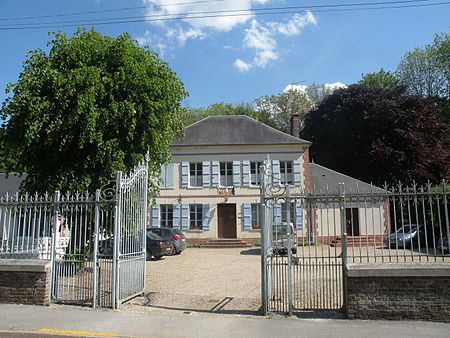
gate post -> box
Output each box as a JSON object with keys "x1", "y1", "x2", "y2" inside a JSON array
[
  {"x1": 50, "y1": 191, "x2": 60, "y2": 302},
  {"x1": 286, "y1": 184, "x2": 293, "y2": 316},
  {"x1": 92, "y1": 189, "x2": 100, "y2": 308},
  {"x1": 339, "y1": 183, "x2": 348, "y2": 313},
  {"x1": 112, "y1": 171, "x2": 122, "y2": 310}
]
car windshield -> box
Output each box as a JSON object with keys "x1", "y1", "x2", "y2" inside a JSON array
[
  {"x1": 148, "y1": 228, "x2": 172, "y2": 237},
  {"x1": 273, "y1": 224, "x2": 289, "y2": 236},
  {"x1": 147, "y1": 232, "x2": 161, "y2": 240},
  {"x1": 397, "y1": 225, "x2": 418, "y2": 233}
]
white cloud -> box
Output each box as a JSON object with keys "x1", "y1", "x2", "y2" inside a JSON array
[
  {"x1": 144, "y1": 0, "x2": 260, "y2": 32},
  {"x1": 284, "y1": 84, "x2": 308, "y2": 93},
  {"x1": 135, "y1": 30, "x2": 167, "y2": 56},
  {"x1": 324, "y1": 82, "x2": 347, "y2": 92},
  {"x1": 233, "y1": 59, "x2": 252, "y2": 72},
  {"x1": 237, "y1": 11, "x2": 316, "y2": 70},
  {"x1": 166, "y1": 25, "x2": 205, "y2": 46},
  {"x1": 270, "y1": 11, "x2": 317, "y2": 36}
]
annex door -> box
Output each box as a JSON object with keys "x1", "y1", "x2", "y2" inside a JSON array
[{"x1": 217, "y1": 204, "x2": 237, "y2": 238}]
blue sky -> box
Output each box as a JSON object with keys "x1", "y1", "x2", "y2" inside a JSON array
[{"x1": 0, "y1": 0, "x2": 449, "y2": 108}]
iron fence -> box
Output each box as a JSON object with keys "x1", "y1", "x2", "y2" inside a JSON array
[
  {"x1": 260, "y1": 156, "x2": 450, "y2": 316},
  {"x1": 0, "y1": 159, "x2": 149, "y2": 309}
]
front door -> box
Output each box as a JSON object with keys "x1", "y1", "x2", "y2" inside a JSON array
[
  {"x1": 218, "y1": 204, "x2": 237, "y2": 238},
  {"x1": 345, "y1": 208, "x2": 360, "y2": 236}
]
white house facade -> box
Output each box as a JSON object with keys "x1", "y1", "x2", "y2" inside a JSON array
[{"x1": 149, "y1": 115, "x2": 311, "y2": 242}]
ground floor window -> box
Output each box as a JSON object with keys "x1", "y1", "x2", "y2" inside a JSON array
[
  {"x1": 251, "y1": 203, "x2": 260, "y2": 229},
  {"x1": 160, "y1": 204, "x2": 173, "y2": 228},
  {"x1": 190, "y1": 204, "x2": 203, "y2": 230}
]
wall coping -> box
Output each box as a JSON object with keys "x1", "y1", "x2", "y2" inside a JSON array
[
  {"x1": 0, "y1": 259, "x2": 51, "y2": 272},
  {"x1": 346, "y1": 263, "x2": 450, "y2": 277}
]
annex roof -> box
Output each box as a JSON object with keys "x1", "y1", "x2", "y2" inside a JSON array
[
  {"x1": 0, "y1": 173, "x2": 25, "y2": 196},
  {"x1": 172, "y1": 115, "x2": 311, "y2": 147},
  {"x1": 310, "y1": 163, "x2": 385, "y2": 193}
]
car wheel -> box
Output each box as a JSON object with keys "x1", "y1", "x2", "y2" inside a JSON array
[
  {"x1": 146, "y1": 250, "x2": 152, "y2": 260},
  {"x1": 154, "y1": 255, "x2": 163, "y2": 260},
  {"x1": 172, "y1": 246, "x2": 177, "y2": 255},
  {"x1": 175, "y1": 250, "x2": 182, "y2": 255}
]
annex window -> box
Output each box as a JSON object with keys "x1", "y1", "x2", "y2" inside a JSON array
[
  {"x1": 160, "y1": 204, "x2": 173, "y2": 228},
  {"x1": 281, "y1": 203, "x2": 295, "y2": 225},
  {"x1": 220, "y1": 162, "x2": 233, "y2": 187},
  {"x1": 250, "y1": 162, "x2": 262, "y2": 186},
  {"x1": 190, "y1": 204, "x2": 203, "y2": 230},
  {"x1": 280, "y1": 161, "x2": 293, "y2": 185},
  {"x1": 190, "y1": 163, "x2": 203, "y2": 187},
  {"x1": 251, "y1": 203, "x2": 261, "y2": 229}
]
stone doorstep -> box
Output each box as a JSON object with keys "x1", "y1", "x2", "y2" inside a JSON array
[{"x1": 346, "y1": 263, "x2": 450, "y2": 277}]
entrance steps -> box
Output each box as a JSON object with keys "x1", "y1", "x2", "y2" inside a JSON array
[
  {"x1": 329, "y1": 236, "x2": 384, "y2": 247},
  {"x1": 201, "y1": 239, "x2": 253, "y2": 248}
]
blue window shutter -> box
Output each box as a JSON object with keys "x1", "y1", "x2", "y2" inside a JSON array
[
  {"x1": 173, "y1": 204, "x2": 181, "y2": 229},
  {"x1": 151, "y1": 205, "x2": 160, "y2": 228},
  {"x1": 295, "y1": 201, "x2": 303, "y2": 230},
  {"x1": 181, "y1": 204, "x2": 190, "y2": 230},
  {"x1": 273, "y1": 203, "x2": 282, "y2": 224},
  {"x1": 211, "y1": 161, "x2": 220, "y2": 187},
  {"x1": 293, "y1": 159, "x2": 301, "y2": 187},
  {"x1": 202, "y1": 161, "x2": 211, "y2": 187},
  {"x1": 233, "y1": 161, "x2": 241, "y2": 187},
  {"x1": 202, "y1": 204, "x2": 210, "y2": 231},
  {"x1": 181, "y1": 162, "x2": 189, "y2": 188},
  {"x1": 242, "y1": 161, "x2": 250, "y2": 187},
  {"x1": 272, "y1": 160, "x2": 280, "y2": 186},
  {"x1": 242, "y1": 203, "x2": 252, "y2": 230}
]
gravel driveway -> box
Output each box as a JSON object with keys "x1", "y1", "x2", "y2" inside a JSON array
[{"x1": 122, "y1": 247, "x2": 262, "y2": 316}]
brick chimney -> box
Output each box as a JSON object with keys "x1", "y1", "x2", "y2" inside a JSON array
[{"x1": 290, "y1": 113, "x2": 300, "y2": 138}]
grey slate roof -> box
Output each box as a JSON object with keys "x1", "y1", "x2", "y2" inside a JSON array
[
  {"x1": 0, "y1": 173, "x2": 26, "y2": 196},
  {"x1": 173, "y1": 115, "x2": 311, "y2": 147},
  {"x1": 310, "y1": 163, "x2": 385, "y2": 193}
]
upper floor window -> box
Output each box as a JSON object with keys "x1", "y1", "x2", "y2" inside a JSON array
[
  {"x1": 251, "y1": 203, "x2": 260, "y2": 229},
  {"x1": 280, "y1": 161, "x2": 293, "y2": 185},
  {"x1": 250, "y1": 162, "x2": 262, "y2": 186},
  {"x1": 160, "y1": 204, "x2": 173, "y2": 228},
  {"x1": 190, "y1": 204, "x2": 203, "y2": 230},
  {"x1": 160, "y1": 164, "x2": 173, "y2": 188},
  {"x1": 190, "y1": 163, "x2": 203, "y2": 187},
  {"x1": 220, "y1": 162, "x2": 233, "y2": 187}
]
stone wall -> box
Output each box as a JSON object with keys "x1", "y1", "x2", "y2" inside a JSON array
[
  {"x1": 346, "y1": 263, "x2": 450, "y2": 322},
  {"x1": 0, "y1": 260, "x2": 51, "y2": 305}
]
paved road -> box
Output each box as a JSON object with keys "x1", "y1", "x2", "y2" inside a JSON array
[{"x1": 1, "y1": 304, "x2": 450, "y2": 338}]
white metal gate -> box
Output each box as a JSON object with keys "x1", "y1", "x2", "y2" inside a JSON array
[
  {"x1": 51, "y1": 160, "x2": 148, "y2": 308},
  {"x1": 260, "y1": 158, "x2": 344, "y2": 315}
]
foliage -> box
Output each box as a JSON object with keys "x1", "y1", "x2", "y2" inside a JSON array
[
  {"x1": 396, "y1": 32, "x2": 450, "y2": 99},
  {"x1": 302, "y1": 85, "x2": 450, "y2": 186},
  {"x1": 183, "y1": 102, "x2": 277, "y2": 129},
  {"x1": 358, "y1": 68, "x2": 398, "y2": 89},
  {"x1": 255, "y1": 89, "x2": 315, "y2": 133},
  {"x1": 0, "y1": 29, "x2": 187, "y2": 193}
]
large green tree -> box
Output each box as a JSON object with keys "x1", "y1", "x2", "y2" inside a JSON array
[
  {"x1": 396, "y1": 32, "x2": 450, "y2": 99},
  {"x1": 358, "y1": 69, "x2": 398, "y2": 89},
  {"x1": 0, "y1": 29, "x2": 187, "y2": 193},
  {"x1": 302, "y1": 85, "x2": 450, "y2": 186},
  {"x1": 255, "y1": 89, "x2": 314, "y2": 133},
  {"x1": 183, "y1": 102, "x2": 276, "y2": 128}
]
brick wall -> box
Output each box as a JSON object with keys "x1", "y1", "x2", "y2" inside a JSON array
[
  {"x1": 0, "y1": 260, "x2": 51, "y2": 305},
  {"x1": 346, "y1": 264, "x2": 450, "y2": 322}
]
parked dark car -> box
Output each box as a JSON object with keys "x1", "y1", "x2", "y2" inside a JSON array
[
  {"x1": 437, "y1": 237, "x2": 449, "y2": 254},
  {"x1": 146, "y1": 232, "x2": 173, "y2": 260},
  {"x1": 97, "y1": 233, "x2": 173, "y2": 260},
  {"x1": 147, "y1": 227, "x2": 187, "y2": 255},
  {"x1": 272, "y1": 222, "x2": 297, "y2": 255},
  {"x1": 386, "y1": 224, "x2": 433, "y2": 249}
]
